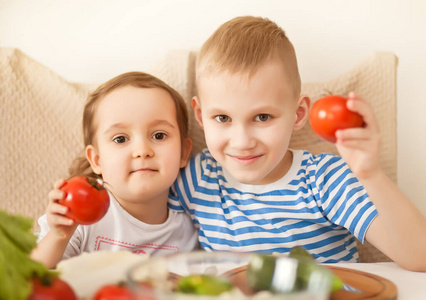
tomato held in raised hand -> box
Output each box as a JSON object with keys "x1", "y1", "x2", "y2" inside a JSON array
[
  {"x1": 28, "y1": 275, "x2": 77, "y2": 300},
  {"x1": 59, "y1": 176, "x2": 110, "y2": 225},
  {"x1": 309, "y1": 95, "x2": 364, "y2": 143},
  {"x1": 93, "y1": 283, "x2": 133, "y2": 300}
]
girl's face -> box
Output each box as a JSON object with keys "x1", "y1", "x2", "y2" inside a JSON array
[{"x1": 86, "y1": 86, "x2": 190, "y2": 207}]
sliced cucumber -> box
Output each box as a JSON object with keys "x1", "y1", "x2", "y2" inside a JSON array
[{"x1": 177, "y1": 274, "x2": 233, "y2": 296}]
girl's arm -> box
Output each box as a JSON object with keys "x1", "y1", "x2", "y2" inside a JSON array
[
  {"x1": 30, "y1": 179, "x2": 78, "y2": 269},
  {"x1": 336, "y1": 92, "x2": 426, "y2": 271},
  {"x1": 31, "y1": 229, "x2": 74, "y2": 269}
]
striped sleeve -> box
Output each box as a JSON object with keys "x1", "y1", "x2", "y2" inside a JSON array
[
  {"x1": 309, "y1": 153, "x2": 378, "y2": 243},
  {"x1": 168, "y1": 152, "x2": 203, "y2": 213}
]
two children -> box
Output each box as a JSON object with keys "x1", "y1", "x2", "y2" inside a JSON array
[
  {"x1": 34, "y1": 16, "x2": 426, "y2": 272},
  {"x1": 31, "y1": 72, "x2": 199, "y2": 268},
  {"x1": 169, "y1": 16, "x2": 426, "y2": 271}
]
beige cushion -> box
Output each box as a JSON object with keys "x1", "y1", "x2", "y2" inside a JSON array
[
  {"x1": 0, "y1": 48, "x2": 397, "y2": 262},
  {"x1": 0, "y1": 48, "x2": 93, "y2": 230}
]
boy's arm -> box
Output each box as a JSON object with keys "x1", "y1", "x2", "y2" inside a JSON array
[
  {"x1": 362, "y1": 171, "x2": 426, "y2": 271},
  {"x1": 336, "y1": 92, "x2": 426, "y2": 271}
]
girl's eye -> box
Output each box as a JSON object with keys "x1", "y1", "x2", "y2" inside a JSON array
[
  {"x1": 153, "y1": 132, "x2": 167, "y2": 140},
  {"x1": 113, "y1": 136, "x2": 128, "y2": 144},
  {"x1": 214, "y1": 115, "x2": 230, "y2": 123},
  {"x1": 255, "y1": 114, "x2": 271, "y2": 122}
]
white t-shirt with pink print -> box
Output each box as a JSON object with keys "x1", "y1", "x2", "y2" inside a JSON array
[{"x1": 37, "y1": 191, "x2": 199, "y2": 260}]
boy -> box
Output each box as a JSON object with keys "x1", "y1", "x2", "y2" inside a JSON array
[{"x1": 169, "y1": 16, "x2": 426, "y2": 271}]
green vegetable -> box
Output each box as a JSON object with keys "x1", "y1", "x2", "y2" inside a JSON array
[
  {"x1": 0, "y1": 209, "x2": 53, "y2": 300},
  {"x1": 289, "y1": 246, "x2": 315, "y2": 261},
  {"x1": 177, "y1": 274, "x2": 233, "y2": 296},
  {"x1": 246, "y1": 254, "x2": 276, "y2": 291},
  {"x1": 289, "y1": 246, "x2": 343, "y2": 293},
  {"x1": 247, "y1": 246, "x2": 343, "y2": 294}
]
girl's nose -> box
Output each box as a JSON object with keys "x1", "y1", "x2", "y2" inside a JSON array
[{"x1": 132, "y1": 140, "x2": 154, "y2": 158}]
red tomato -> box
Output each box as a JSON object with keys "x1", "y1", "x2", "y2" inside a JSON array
[
  {"x1": 309, "y1": 95, "x2": 364, "y2": 143},
  {"x1": 59, "y1": 176, "x2": 110, "y2": 225},
  {"x1": 93, "y1": 283, "x2": 133, "y2": 300},
  {"x1": 28, "y1": 276, "x2": 77, "y2": 300}
]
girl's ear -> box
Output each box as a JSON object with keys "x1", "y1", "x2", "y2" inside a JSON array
[
  {"x1": 294, "y1": 94, "x2": 311, "y2": 131},
  {"x1": 191, "y1": 96, "x2": 204, "y2": 129},
  {"x1": 86, "y1": 145, "x2": 102, "y2": 175},
  {"x1": 180, "y1": 138, "x2": 193, "y2": 168}
]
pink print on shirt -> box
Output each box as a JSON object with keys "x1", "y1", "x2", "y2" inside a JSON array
[{"x1": 94, "y1": 236, "x2": 179, "y2": 255}]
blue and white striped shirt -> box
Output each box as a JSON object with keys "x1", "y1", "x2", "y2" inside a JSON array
[{"x1": 169, "y1": 149, "x2": 378, "y2": 263}]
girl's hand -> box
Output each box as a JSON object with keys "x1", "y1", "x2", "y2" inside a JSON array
[
  {"x1": 45, "y1": 178, "x2": 78, "y2": 240},
  {"x1": 335, "y1": 92, "x2": 382, "y2": 180}
]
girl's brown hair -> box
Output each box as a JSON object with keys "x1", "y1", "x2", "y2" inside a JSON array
[{"x1": 69, "y1": 71, "x2": 189, "y2": 179}]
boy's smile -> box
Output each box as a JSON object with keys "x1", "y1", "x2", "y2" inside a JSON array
[
  {"x1": 193, "y1": 58, "x2": 308, "y2": 185},
  {"x1": 228, "y1": 154, "x2": 264, "y2": 166}
]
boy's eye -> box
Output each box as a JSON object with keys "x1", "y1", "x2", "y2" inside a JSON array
[
  {"x1": 255, "y1": 114, "x2": 271, "y2": 122},
  {"x1": 113, "y1": 136, "x2": 128, "y2": 144},
  {"x1": 214, "y1": 115, "x2": 230, "y2": 123},
  {"x1": 153, "y1": 132, "x2": 167, "y2": 140}
]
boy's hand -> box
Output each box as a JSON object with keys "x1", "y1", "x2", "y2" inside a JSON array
[
  {"x1": 45, "y1": 178, "x2": 78, "y2": 240},
  {"x1": 335, "y1": 92, "x2": 381, "y2": 180}
]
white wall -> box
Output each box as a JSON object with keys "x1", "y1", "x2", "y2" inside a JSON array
[{"x1": 1, "y1": 0, "x2": 426, "y2": 215}]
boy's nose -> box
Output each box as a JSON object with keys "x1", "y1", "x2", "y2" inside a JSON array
[{"x1": 229, "y1": 124, "x2": 256, "y2": 150}]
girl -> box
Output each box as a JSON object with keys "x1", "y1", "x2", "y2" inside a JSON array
[{"x1": 31, "y1": 72, "x2": 198, "y2": 268}]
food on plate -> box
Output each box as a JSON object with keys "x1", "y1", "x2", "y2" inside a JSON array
[
  {"x1": 59, "y1": 176, "x2": 110, "y2": 225},
  {"x1": 289, "y1": 246, "x2": 343, "y2": 293},
  {"x1": 28, "y1": 274, "x2": 77, "y2": 300},
  {"x1": 247, "y1": 247, "x2": 343, "y2": 293},
  {"x1": 288, "y1": 245, "x2": 315, "y2": 261},
  {"x1": 58, "y1": 250, "x2": 148, "y2": 299},
  {"x1": 130, "y1": 250, "x2": 337, "y2": 299},
  {"x1": 177, "y1": 274, "x2": 233, "y2": 296},
  {"x1": 309, "y1": 95, "x2": 364, "y2": 143},
  {"x1": 0, "y1": 209, "x2": 57, "y2": 300},
  {"x1": 93, "y1": 282, "x2": 133, "y2": 300},
  {"x1": 246, "y1": 254, "x2": 276, "y2": 291}
]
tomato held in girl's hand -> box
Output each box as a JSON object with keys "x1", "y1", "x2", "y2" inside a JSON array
[
  {"x1": 93, "y1": 283, "x2": 133, "y2": 300},
  {"x1": 309, "y1": 95, "x2": 364, "y2": 143},
  {"x1": 59, "y1": 176, "x2": 110, "y2": 225},
  {"x1": 28, "y1": 275, "x2": 77, "y2": 300}
]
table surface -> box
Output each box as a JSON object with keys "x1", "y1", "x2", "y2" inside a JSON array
[{"x1": 325, "y1": 262, "x2": 426, "y2": 299}]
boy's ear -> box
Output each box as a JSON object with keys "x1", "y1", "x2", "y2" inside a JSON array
[
  {"x1": 293, "y1": 94, "x2": 311, "y2": 131},
  {"x1": 86, "y1": 145, "x2": 102, "y2": 175},
  {"x1": 191, "y1": 96, "x2": 204, "y2": 129},
  {"x1": 180, "y1": 138, "x2": 193, "y2": 168}
]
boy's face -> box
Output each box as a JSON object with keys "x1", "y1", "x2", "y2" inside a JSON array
[
  {"x1": 193, "y1": 59, "x2": 308, "y2": 185},
  {"x1": 86, "y1": 86, "x2": 190, "y2": 205}
]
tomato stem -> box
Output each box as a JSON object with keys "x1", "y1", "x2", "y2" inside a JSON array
[
  {"x1": 87, "y1": 177, "x2": 105, "y2": 191},
  {"x1": 39, "y1": 274, "x2": 53, "y2": 286}
]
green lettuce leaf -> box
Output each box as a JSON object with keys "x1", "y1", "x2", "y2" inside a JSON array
[{"x1": 0, "y1": 210, "x2": 52, "y2": 300}]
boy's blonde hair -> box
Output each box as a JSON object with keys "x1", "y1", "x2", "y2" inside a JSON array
[
  {"x1": 69, "y1": 71, "x2": 189, "y2": 179},
  {"x1": 196, "y1": 16, "x2": 301, "y2": 97}
]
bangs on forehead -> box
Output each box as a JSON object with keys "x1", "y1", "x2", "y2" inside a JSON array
[
  {"x1": 197, "y1": 47, "x2": 287, "y2": 79},
  {"x1": 195, "y1": 16, "x2": 301, "y2": 95}
]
